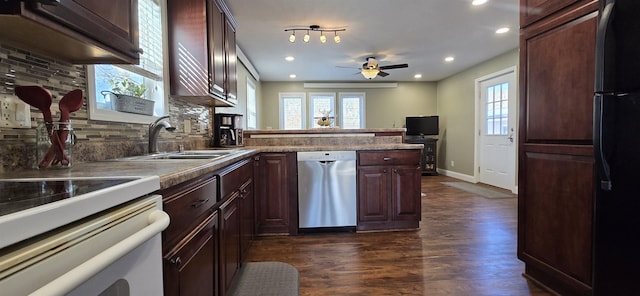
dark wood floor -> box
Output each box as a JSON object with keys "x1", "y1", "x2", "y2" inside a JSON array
[{"x1": 244, "y1": 175, "x2": 552, "y2": 296}]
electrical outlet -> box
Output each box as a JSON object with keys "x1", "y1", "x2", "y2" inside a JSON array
[
  {"x1": 0, "y1": 94, "x2": 31, "y2": 128},
  {"x1": 450, "y1": 160, "x2": 455, "y2": 167}
]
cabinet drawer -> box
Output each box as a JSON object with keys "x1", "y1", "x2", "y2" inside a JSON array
[
  {"x1": 163, "y1": 177, "x2": 218, "y2": 245},
  {"x1": 219, "y1": 158, "x2": 252, "y2": 198},
  {"x1": 358, "y1": 150, "x2": 421, "y2": 166}
]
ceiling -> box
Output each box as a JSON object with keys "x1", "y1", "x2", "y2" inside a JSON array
[{"x1": 225, "y1": 0, "x2": 520, "y2": 82}]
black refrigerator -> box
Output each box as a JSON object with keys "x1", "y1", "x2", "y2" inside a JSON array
[{"x1": 593, "y1": 0, "x2": 640, "y2": 294}]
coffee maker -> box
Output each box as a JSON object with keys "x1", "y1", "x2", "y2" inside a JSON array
[{"x1": 214, "y1": 113, "x2": 243, "y2": 147}]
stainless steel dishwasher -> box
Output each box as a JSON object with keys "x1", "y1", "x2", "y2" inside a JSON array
[{"x1": 297, "y1": 151, "x2": 357, "y2": 231}]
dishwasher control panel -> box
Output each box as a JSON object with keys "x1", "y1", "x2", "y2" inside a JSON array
[{"x1": 297, "y1": 151, "x2": 356, "y2": 161}]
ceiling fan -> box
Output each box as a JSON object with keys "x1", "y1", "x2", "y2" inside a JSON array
[{"x1": 353, "y1": 57, "x2": 409, "y2": 79}]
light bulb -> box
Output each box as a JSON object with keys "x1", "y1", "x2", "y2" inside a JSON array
[
  {"x1": 289, "y1": 32, "x2": 296, "y2": 43},
  {"x1": 320, "y1": 34, "x2": 327, "y2": 43},
  {"x1": 303, "y1": 31, "x2": 310, "y2": 43},
  {"x1": 334, "y1": 34, "x2": 341, "y2": 43}
]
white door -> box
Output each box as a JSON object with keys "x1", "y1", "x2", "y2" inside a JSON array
[{"x1": 477, "y1": 68, "x2": 517, "y2": 191}]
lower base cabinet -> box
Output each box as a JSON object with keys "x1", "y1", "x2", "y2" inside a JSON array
[
  {"x1": 220, "y1": 192, "x2": 241, "y2": 295},
  {"x1": 357, "y1": 150, "x2": 422, "y2": 231},
  {"x1": 163, "y1": 212, "x2": 219, "y2": 296},
  {"x1": 254, "y1": 152, "x2": 297, "y2": 235}
]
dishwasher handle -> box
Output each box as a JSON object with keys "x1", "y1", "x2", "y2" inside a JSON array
[
  {"x1": 29, "y1": 210, "x2": 170, "y2": 296},
  {"x1": 319, "y1": 160, "x2": 335, "y2": 166}
]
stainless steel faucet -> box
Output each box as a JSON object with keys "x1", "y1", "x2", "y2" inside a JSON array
[{"x1": 149, "y1": 115, "x2": 176, "y2": 153}]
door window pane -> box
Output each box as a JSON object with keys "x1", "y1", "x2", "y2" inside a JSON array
[{"x1": 485, "y1": 82, "x2": 509, "y2": 135}]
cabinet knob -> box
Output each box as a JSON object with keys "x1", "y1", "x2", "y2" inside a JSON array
[
  {"x1": 383, "y1": 157, "x2": 392, "y2": 161},
  {"x1": 170, "y1": 257, "x2": 182, "y2": 267},
  {"x1": 132, "y1": 48, "x2": 144, "y2": 54}
]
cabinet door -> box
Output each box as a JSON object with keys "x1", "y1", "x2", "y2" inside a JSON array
[
  {"x1": 357, "y1": 166, "x2": 390, "y2": 228},
  {"x1": 220, "y1": 192, "x2": 241, "y2": 295},
  {"x1": 391, "y1": 166, "x2": 422, "y2": 222},
  {"x1": 521, "y1": 3, "x2": 597, "y2": 143},
  {"x1": 255, "y1": 153, "x2": 296, "y2": 234},
  {"x1": 164, "y1": 212, "x2": 219, "y2": 296},
  {"x1": 521, "y1": 0, "x2": 582, "y2": 27},
  {"x1": 13, "y1": 0, "x2": 139, "y2": 63},
  {"x1": 239, "y1": 179, "x2": 254, "y2": 261},
  {"x1": 167, "y1": 0, "x2": 209, "y2": 97},
  {"x1": 225, "y1": 17, "x2": 237, "y2": 103},
  {"x1": 209, "y1": 0, "x2": 226, "y2": 98}
]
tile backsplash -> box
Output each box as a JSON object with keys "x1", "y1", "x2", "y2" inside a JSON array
[{"x1": 0, "y1": 43, "x2": 213, "y2": 170}]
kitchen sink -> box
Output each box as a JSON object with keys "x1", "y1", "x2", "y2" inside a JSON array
[{"x1": 111, "y1": 149, "x2": 240, "y2": 161}]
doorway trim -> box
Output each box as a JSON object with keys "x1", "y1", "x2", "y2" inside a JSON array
[{"x1": 473, "y1": 66, "x2": 518, "y2": 193}]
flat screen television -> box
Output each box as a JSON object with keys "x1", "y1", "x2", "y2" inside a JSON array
[{"x1": 405, "y1": 116, "x2": 439, "y2": 136}]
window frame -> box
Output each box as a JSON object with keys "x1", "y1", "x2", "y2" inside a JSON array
[
  {"x1": 246, "y1": 78, "x2": 257, "y2": 130},
  {"x1": 308, "y1": 92, "x2": 336, "y2": 128},
  {"x1": 86, "y1": 0, "x2": 169, "y2": 124},
  {"x1": 339, "y1": 92, "x2": 366, "y2": 129},
  {"x1": 279, "y1": 92, "x2": 307, "y2": 130}
]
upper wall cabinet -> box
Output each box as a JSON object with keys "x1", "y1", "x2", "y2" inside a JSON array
[
  {"x1": 0, "y1": 0, "x2": 140, "y2": 64},
  {"x1": 521, "y1": 0, "x2": 582, "y2": 26},
  {"x1": 167, "y1": 0, "x2": 237, "y2": 107}
]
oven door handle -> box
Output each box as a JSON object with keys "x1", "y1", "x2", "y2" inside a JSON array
[{"x1": 29, "y1": 210, "x2": 170, "y2": 296}]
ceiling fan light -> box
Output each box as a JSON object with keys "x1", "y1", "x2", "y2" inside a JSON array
[
  {"x1": 334, "y1": 33, "x2": 341, "y2": 43},
  {"x1": 361, "y1": 68, "x2": 380, "y2": 79},
  {"x1": 320, "y1": 33, "x2": 327, "y2": 43},
  {"x1": 289, "y1": 32, "x2": 296, "y2": 43},
  {"x1": 303, "y1": 31, "x2": 310, "y2": 43}
]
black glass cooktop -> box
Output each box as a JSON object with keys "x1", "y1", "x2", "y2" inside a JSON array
[{"x1": 0, "y1": 178, "x2": 139, "y2": 217}]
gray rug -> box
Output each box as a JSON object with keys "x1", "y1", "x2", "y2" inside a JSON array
[
  {"x1": 441, "y1": 182, "x2": 515, "y2": 199},
  {"x1": 231, "y1": 262, "x2": 299, "y2": 296}
]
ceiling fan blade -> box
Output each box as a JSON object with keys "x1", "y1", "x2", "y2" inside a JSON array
[
  {"x1": 379, "y1": 63, "x2": 408, "y2": 70},
  {"x1": 378, "y1": 71, "x2": 390, "y2": 77},
  {"x1": 336, "y1": 65, "x2": 360, "y2": 69}
]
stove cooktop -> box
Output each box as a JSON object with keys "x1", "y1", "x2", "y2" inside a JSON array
[
  {"x1": 0, "y1": 176, "x2": 161, "y2": 249},
  {"x1": 0, "y1": 178, "x2": 138, "y2": 217}
]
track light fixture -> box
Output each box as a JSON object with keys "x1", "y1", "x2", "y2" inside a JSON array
[{"x1": 285, "y1": 25, "x2": 345, "y2": 44}]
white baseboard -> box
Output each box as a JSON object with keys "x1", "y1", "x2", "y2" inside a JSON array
[{"x1": 436, "y1": 169, "x2": 475, "y2": 183}]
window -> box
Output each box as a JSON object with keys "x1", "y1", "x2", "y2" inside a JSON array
[
  {"x1": 309, "y1": 93, "x2": 335, "y2": 128},
  {"x1": 485, "y1": 82, "x2": 509, "y2": 135},
  {"x1": 339, "y1": 92, "x2": 366, "y2": 129},
  {"x1": 279, "y1": 93, "x2": 306, "y2": 129},
  {"x1": 87, "y1": 0, "x2": 168, "y2": 124},
  {"x1": 246, "y1": 79, "x2": 257, "y2": 129}
]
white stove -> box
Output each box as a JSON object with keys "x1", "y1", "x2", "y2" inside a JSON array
[{"x1": 0, "y1": 176, "x2": 167, "y2": 295}]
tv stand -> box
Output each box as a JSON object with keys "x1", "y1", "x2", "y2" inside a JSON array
[{"x1": 405, "y1": 136, "x2": 438, "y2": 175}]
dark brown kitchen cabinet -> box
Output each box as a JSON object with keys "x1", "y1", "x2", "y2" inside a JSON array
[
  {"x1": 518, "y1": 1, "x2": 597, "y2": 295},
  {"x1": 161, "y1": 172, "x2": 219, "y2": 296},
  {"x1": 239, "y1": 179, "x2": 254, "y2": 261},
  {"x1": 356, "y1": 150, "x2": 422, "y2": 231},
  {"x1": 0, "y1": 0, "x2": 140, "y2": 64},
  {"x1": 166, "y1": 0, "x2": 237, "y2": 107},
  {"x1": 164, "y1": 212, "x2": 219, "y2": 296},
  {"x1": 220, "y1": 191, "x2": 240, "y2": 296},
  {"x1": 217, "y1": 157, "x2": 254, "y2": 295},
  {"x1": 224, "y1": 17, "x2": 238, "y2": 104},
  {"x1": 254, "y1": 153, "x2": 298, "y2": 235},
  {"x1": 521, "y1": 0, "x2": 583, "y2": 27}
]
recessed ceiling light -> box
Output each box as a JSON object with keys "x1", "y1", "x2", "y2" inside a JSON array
[
  {"x1": 289, "y1": 74, "x2": 297, "y2": 78},
  {"x1": 285, "y1": 56, "x2": 295, "y2": 61},
  {"x1": 444, "y1": 56, "x2": 455, "y2": 62},
  {"x1": 496, "y1": 27, "x2": 510, "y2": 34},
  {"x1": 472, "y1": 0, "x2": 488, "y2": 5},
  {"x1": 414, "y1": 74, "x2": 423, "y2": 79}
]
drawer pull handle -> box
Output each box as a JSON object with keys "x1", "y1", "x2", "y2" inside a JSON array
[
  {"x1": 383, "y1": 157, "x2": 392, "y2": 161},
  {"x1": 191, "y1": 199, "x2": 209, "y2": 208}
]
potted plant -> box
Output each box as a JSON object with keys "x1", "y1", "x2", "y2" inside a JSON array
[{"x1": 102, "y1": 77, "x2": 155, "y2": 115}]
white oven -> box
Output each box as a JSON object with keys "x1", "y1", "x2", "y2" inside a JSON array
[{"x1": 0, "y1": 177, "x2": 168, "y2": 296}]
